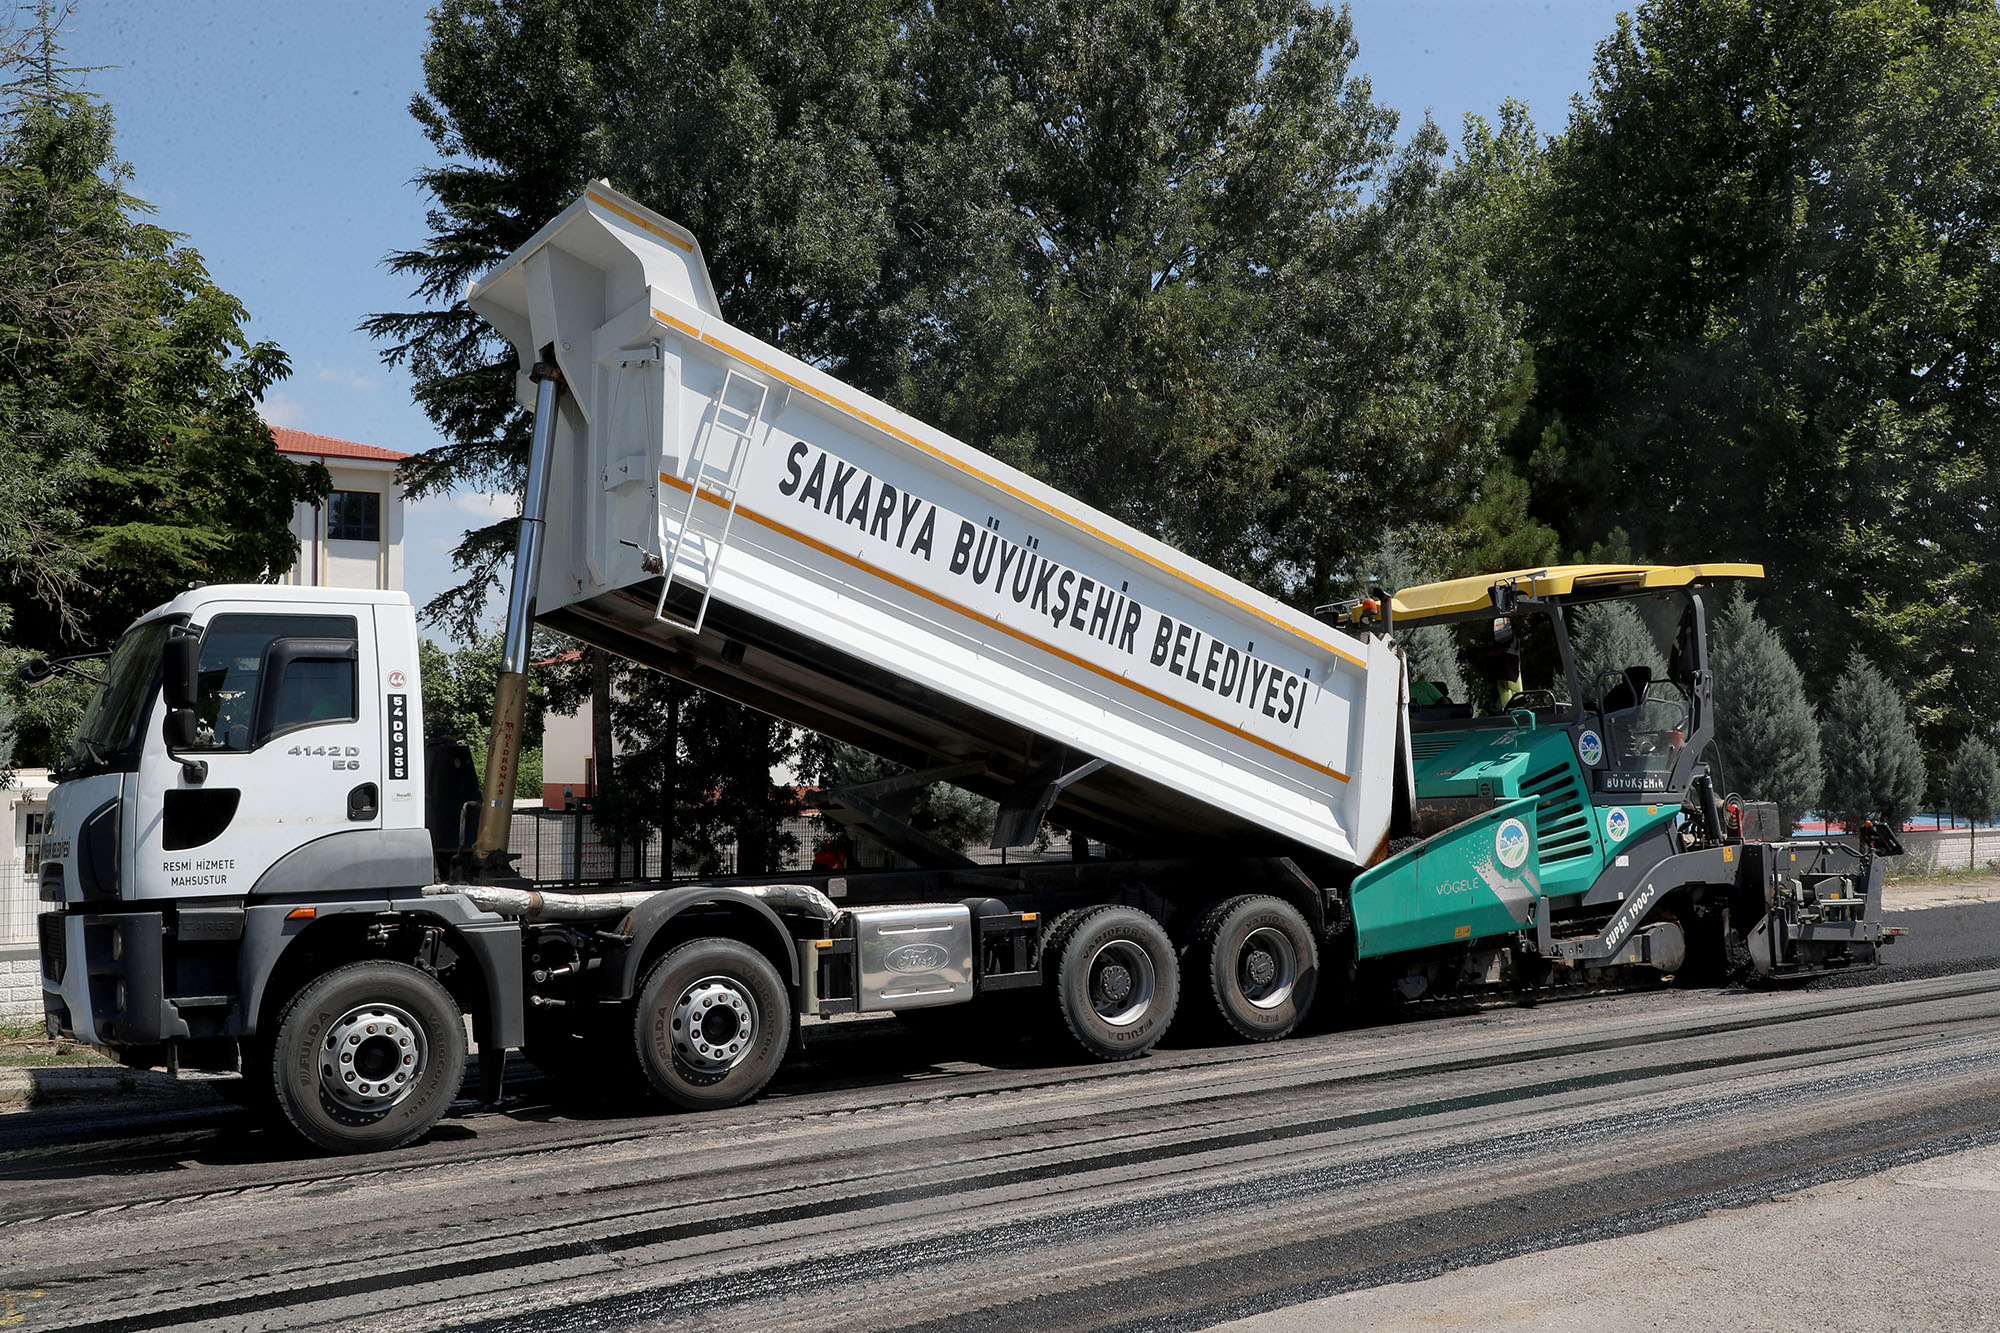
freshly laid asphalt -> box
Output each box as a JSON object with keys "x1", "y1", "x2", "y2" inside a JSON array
[
  {"x1": 1219, "y1": 1139, "x2": 2000, "y2": 1333},
  {"x1": 1222, "y1": 890, "x2": 2000, "y2": 1333}
]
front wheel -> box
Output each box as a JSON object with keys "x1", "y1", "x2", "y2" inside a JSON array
[
  {"x1": 634, "y1": 939, "x2": 791, "y2": 1110},
  {"x1": 271, "y1": 961, "x2": 468, "y2": 1154}
]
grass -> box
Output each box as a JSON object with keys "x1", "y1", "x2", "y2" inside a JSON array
[{"x1": 0, "y1": 1018, "x2": 109, "y2": 1068}]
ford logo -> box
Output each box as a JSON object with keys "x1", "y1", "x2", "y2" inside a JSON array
[{"x1": 886, "y1": 943, "x2": 951, "y2": 974}]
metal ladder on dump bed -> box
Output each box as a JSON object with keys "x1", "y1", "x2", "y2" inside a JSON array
[{"x1": 654, "y1": 367, "x2": 769, "y2": 635}]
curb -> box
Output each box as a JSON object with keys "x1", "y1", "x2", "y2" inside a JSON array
[
  {"x1": 0, "y1": 1065, "x2": 235, "y2": 1114},
  {"x1": 0, "y1": 1051, "x2": 521, "y2": 1117}
]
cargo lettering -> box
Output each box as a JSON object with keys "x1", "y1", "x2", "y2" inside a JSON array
[
  {"x1": 1148, "y1": 615, "x2": 1309, "y2": 728},
  {"x1": 163, "y1": 856, "x2": 235, "y2": 889},
  {"x1": 773, "y1": 441, "x2": 1313, "y2": 732},
  {"x1": 785, "y1": 441, "x2": 942, "y2": 560}
]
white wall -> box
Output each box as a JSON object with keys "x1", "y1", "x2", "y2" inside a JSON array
[
  {"x1": 283, "y1": 458, "x2": 406, "y2": 591},
  {"x1": 541, "y1": 703, "x2": 593, "y2": 795},
  {"x1": 1, "y1": 770, "x2": 53, "y2": 1019}
]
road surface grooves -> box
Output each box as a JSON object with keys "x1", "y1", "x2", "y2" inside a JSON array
[
  {"x1": 2, "y1": 970, "x2": 1996, "y2": 1332},
  {"x1": 1, "y1": 967, "x2": 1992, "y2": 1219}
]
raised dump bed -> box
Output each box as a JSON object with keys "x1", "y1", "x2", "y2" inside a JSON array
[{"x1": 468, "y1": 183, "x2": 1401, "y2": 869}]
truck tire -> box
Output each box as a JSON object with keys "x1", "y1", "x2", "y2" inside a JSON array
[
  {"x1": 634, "y1": 938, "x2": 791, "y2": 1111},
  {"x1": 1046, "y1": 906, "x2": 1179, "y2": 1061},
  {"x1": 270, "y1": 961, "x2": 468, "y2": 1154},
  {"x1": 1190, "y1": 895, "x2": 1318, "y2": 1042}
]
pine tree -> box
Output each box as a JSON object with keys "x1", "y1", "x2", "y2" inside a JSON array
[
  {"x1": 1946, "y1": 736, "x2": 2000, "y2": 867},
  {"x1": 1821, "y1": 654, "x2": 1927, "y2": 831},
  {"x1": 1373, "y1": 532, "x2": 1467, "y2": 702},
  {"x1": 1708, "y1": 593, "x2": 1824, "y2": 831},
  {"x1": 1568, "y1": 601, "x2": 1664, "y2": 705}
]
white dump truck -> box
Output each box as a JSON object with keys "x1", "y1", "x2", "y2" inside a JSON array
[{"x1": 34, "y1": 185, "x2": 1895, "y2": 1152}]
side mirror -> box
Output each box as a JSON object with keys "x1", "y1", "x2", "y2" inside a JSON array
[
  {"x1": 164, "y1": 708, "x2": 201, "y2": 750},
  {"x1": 1491, "y1": 616, "x2": 1516, "y2": 648},
  {"x1": 162, "y1": 626, "x2": 204, "y2": 766},
  {"x1": 163, "y1": 628, "x2": 201, "y2": 710},
  {"x1": 18, "y1": 657, "x2": 50, "y2": 685}
]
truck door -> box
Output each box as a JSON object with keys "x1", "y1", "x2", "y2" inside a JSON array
[{"x1": 134, "y1": 604, "x2": 381, "y2": 901}]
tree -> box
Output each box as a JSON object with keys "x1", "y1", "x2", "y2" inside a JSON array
[
  {"x1": 1372, "y1": 532, "x2": 1467, "y2": 702},
  {"x1": 0, "y1": 12, "x2": 322, "y2": 668},
  {"x1": 1467, "y1": 0, "x2": 2000, "y2": 746},
  {"x1": 377, "y1": 1, "x2": 1528, "y2": 863},
  {"x1": 369, "y1": 0, "x2": 908, "y2": 638},
  {"x1": 1708, "y1": 592, "x2": 1822, "y2": 831},
  {"x1": 800, "y1": 740, "x2": 996, "y2": 865},
  {"x1": 1820, "y1": 654, "x2": 1927, "y2": 832},
  {"x1": 1946, "y1": 736, "x2": 2000, "y2": 867},
  {"x1": 416, "y1": 631, "x2": 545, "y2": 796},
  {"x1": 888, "y1": 1, "x2": 1527, "y2": 608},
  {"x1": 373, "y1": 0, "x2": 914, "y2": 870},
  {"x1": 1568, "y1": 601, "x2": 1664, "y2": 704},
  {"x1": 537, "y1": 653, "x2": 808, "y2": 876}
]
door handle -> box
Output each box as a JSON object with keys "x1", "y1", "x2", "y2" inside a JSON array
[{"x1": 347, "y1": 783, "x2": 380, "y2": 821}]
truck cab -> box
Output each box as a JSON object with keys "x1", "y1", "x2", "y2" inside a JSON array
[{"x1": 37, "y1": 586, "x2": 521, "y2": 1149}]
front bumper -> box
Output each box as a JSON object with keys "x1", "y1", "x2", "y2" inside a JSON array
[{"x1": 40, "y1": 910, "x2": 184, "y2": 1049}]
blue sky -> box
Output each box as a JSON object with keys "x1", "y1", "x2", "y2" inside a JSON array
[{"x1": 58, "y1": 0, "x2": 1625, "y2": 640}]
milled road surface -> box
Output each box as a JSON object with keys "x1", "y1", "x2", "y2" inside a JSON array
[{"x1": 2, "y1": 902, "x2": 1997, "y2": 1332}]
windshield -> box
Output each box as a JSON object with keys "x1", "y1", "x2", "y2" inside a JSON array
[
  {"x1": 61, "y1": 618, "x2": 173, "y2": 778},
  {"x1": 1467, "y1": 611, "x2": 1574, "y2": 717}
]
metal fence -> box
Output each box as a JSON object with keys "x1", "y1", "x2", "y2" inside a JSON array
[
  {"x1": 504, "y1": 809, "x2": 820, "y2": 885},
  {"x1": 0, "y1": 865, "x2": 36, "y2": 946}
]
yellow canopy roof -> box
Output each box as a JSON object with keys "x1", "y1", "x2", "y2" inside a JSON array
[{"x1": 1389, "y1": 563, "x2": 1764, "y2": 627}]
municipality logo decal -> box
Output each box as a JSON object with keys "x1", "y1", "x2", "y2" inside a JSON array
[
  {"x1": 1578, "y1": 729, "x2": 1603, "y2": 766},
  {"x1": 1494, "y1": 818, "x2": 1530, "y2": 869},
  {"x1": 1605, "y1": 808, "x2": 1630, "y2": 843}
]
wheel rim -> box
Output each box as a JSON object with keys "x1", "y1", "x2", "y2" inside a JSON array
[
  {"x1": 672, "y1": 976, "x2": 760, "y2": 1074},
  {"x1": 1237, "y1": 926, "x2": 1298, "y2": 1010},
  {"x1": 320, "y1": 1001, "x2": 427, "y2": 1114},
  {"x1": 1086, "y1": 939, "x2": 1156, "y2": 1027}
]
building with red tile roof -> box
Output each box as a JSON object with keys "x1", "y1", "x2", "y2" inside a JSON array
[
  {"x1": 270, "y1": 424, "x2": 411, "y2": 591},
  {"x1": 271, "y1": 426, "x2": 413, "y2": 465}
]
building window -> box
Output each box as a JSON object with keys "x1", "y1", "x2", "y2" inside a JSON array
[{"x1": 327, "y1": 491, "x2": 381, "y2": 542}]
